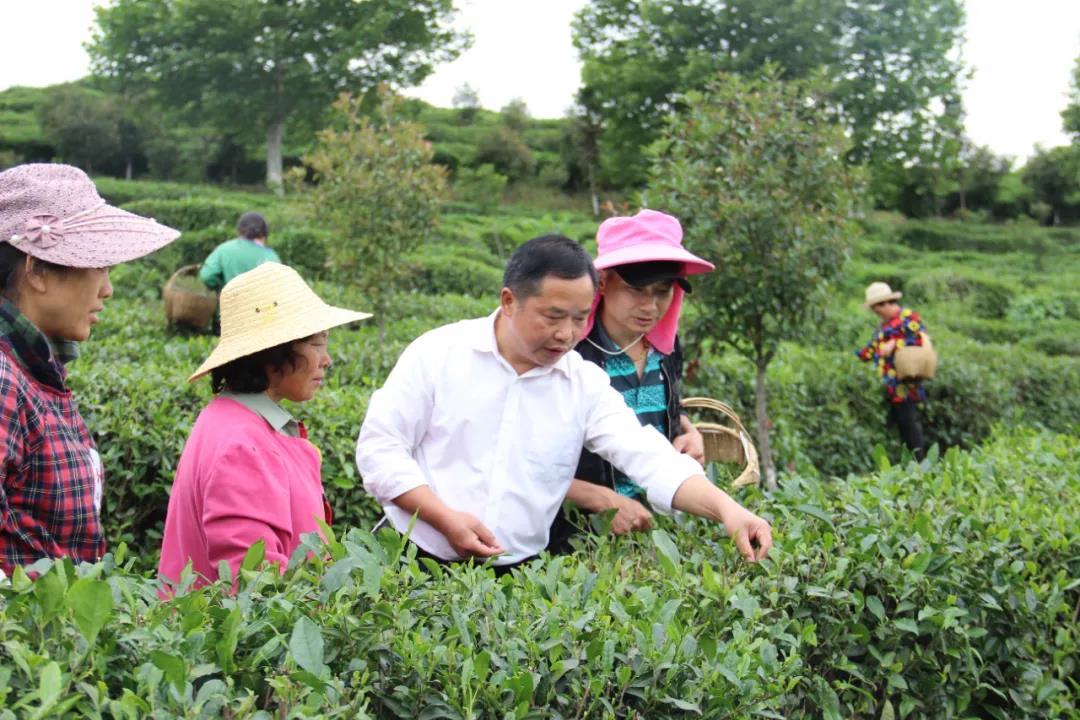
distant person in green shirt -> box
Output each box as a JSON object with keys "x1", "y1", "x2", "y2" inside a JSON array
[{"x1": 200, "y1": 212, "x2": 281, "y2": 333}]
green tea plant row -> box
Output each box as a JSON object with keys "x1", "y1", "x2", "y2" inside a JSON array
[{"x1": 0, "y1": 430, "x2": 1075, "y2": 719}]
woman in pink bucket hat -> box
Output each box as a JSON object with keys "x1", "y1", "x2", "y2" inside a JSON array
[
  {"x1": 0, "y1": 163, "x2": 180, "y2": 576},
  {"x1": 548, "y1": 208, "x2": 715, "y2": 553}
]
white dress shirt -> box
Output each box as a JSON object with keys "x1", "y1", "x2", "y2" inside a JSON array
[{"x1": 356, "y1": 310, "x2": 703, "y2": 564}]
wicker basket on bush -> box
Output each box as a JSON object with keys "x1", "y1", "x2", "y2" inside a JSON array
[
  {"x1": 163, "y1": 264, "x2": 217, "y2": 329},
  {"x1": 681, "y1": 396, "x2": 760, "y2": 488}
]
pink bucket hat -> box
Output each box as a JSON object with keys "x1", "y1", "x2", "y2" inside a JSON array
[
  {"x1": 0, "y1": 164, "x2": 180, "y2": 267},
  {"x1": 585, "y1": 209, "x2": 714, "y2": 355}
]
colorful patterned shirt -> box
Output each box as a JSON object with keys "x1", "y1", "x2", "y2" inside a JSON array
[
  {"x1": 591, "y1": 323, "x2": 669, "y2": 499},
  {"x1": 856, "y1": 308, "x2": 928, "y2": 404},
  {"x1": 0, "y1": 300, "x2": 104, "y2": 575}
]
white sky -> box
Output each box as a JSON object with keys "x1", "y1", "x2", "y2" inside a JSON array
[{"x1": 0, "y1": 0, "x2": 1077, "y2": 162}]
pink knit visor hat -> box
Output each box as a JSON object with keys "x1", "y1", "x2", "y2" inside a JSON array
[
  {"x1": 0, "y1": 164, "x2": 180, "y2": 267},
  {"x1": 585, "y1": 209, "x2": 715, "y2": 354}
]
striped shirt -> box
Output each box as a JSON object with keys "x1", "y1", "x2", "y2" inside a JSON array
[{"x1": 591, "y1": 323, "x2": 669, "y2": 499}]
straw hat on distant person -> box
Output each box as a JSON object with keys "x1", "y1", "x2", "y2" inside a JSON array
[
  {"x1": 862, "y1": 281, "x2": 902, "y2": 309},
  {"x1": 189, "y1": 262, "x2": 371, "y2": 381}
]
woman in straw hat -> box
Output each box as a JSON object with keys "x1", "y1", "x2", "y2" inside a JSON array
[
  {"x1": 548, "y1": 209, "x2": 714, "y2": 553},
  {"x1": 856, "y1": 281, "x2": 928, "y2": 460},
  {"x1": 158, "y1": 262, "x2": 370, "y2": 589},
  {"x1": 0, "y1": 163, "x2": 180, "y2": 577}
]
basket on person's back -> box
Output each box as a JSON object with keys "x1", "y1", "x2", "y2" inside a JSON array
[{"x1": 163, "y1": 264, "x2": 217, "y2": 330}]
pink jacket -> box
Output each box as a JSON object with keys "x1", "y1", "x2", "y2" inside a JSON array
[{"x1": 158, "y1": 396, "x2": 327, "y2": 588}]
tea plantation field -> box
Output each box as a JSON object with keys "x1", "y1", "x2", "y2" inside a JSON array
[{"x1": 1, "y1": 179, "x2": 1077, "y2": 718}]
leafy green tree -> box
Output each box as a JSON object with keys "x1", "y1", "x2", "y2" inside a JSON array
[
  {"x1": 500, "y1": 98, "x2": 531, "y2": 132},
  {"x1": 573, "y1": 0, "x2": 965, "y2": 194},
  {"x1": 37, "y1": 85, "x2": 122, "y2": 175},
  {"x1": 1022, "y1": 145, "x2": 1080, "y2": 225},
  {"x1": 561, "y1": 87, "x2": 604, "y2": 215},
  {"x1": 294, "y1": 89, "x2": 448, "y2": 337},
  {"x1": 1063, "y1": 54, "x2": 1080, "y2": 140},
  {"x1": 90, "y1": 0, "x2": 468, "y2": 192},
  {"x1": 452, "y1": 83, "x2": 481, "y2": 125},
  {"x1": 475, "y1": 126, "x2": 536, "y2": 183},
  {"x1": 946, "y1": 144, "x2": 1013, "y2": 216},
  {"x1": 647, "y1": 71, "x2": 860, "y2": 488}
]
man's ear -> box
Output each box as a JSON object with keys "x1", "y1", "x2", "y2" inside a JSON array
[
  {"x1": 499, "y1": 286, "x2": 515, "y2": 317},
  {"x1": 21, "y1": 256, "x2": 48, "y2": 294}
]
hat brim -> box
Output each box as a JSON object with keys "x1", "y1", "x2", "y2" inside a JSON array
[
  {"x1": 19, "y1": 202, "x2": 181, "y2": 268},
  {"x1": 862, "y1": 291, "x2": 903, "y2": 309},
  {"x1": 188, "y1": 305, "x2": 372, "y2": 382},
  {"x1": 613, "y1": 265, "x2": 693, "y2": 294},
  {"x1": 595, "y1": 245, "x2": 714, "y2": 275}
]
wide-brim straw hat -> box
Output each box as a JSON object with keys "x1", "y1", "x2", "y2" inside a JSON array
[
  {"x1": 189, "y1": 262, "x2": 372, "y2": 382},
  {"x1": 862, "y1": 281, "x2": 903, "y2": 308},
  {"x1": 0, "y1": 163, "x2": 180, "y2": 267}
]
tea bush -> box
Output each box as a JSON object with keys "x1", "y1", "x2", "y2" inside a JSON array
[
  {"x1": 0, "y1": 430, "x2": 1074, "y2": 718},
  {"x1": 120, "y1": 197, "x2": 256, "y2": 233}
]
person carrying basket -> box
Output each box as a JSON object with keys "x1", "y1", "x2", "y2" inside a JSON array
[
  {"x1": 855, "y1": 282, "x2": 932, "y2": 461},
  {"x1": 200, "y1": 212, "x2": 280, "y2": 334}
]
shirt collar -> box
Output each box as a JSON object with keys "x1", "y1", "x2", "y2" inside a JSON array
[
  {"x1": 49, "y1": 338, "x2": 80, "y2": 366},
  {"x1": 0, "y1": 298, "x2": 68, "y2": 390},
  {"x1": 221, "y1": 391, "x2": 300, "y2": 437},
  {"x1": 472, "y1": 309, "x2": 571, "y2": 378}
]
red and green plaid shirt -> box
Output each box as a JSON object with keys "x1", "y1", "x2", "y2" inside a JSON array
[
  {"x1": 0, "y1": 299, "x2": 104, "y2": 575},
  {"x1": 856, "y1": 308, "x2": 928, "y2": 404}
]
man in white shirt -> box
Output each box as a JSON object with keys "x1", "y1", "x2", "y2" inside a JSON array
[{"x1": 357, "y1": 234, "x2": 772, "y2": 569}]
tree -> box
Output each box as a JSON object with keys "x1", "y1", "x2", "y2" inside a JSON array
[
  {"x1": 37, "y1": 85, "x2": 122, "y2": 175},
  {"x1": 1022, "y1": 145, "x2": 1080, "y2": 225},
  {"x1": 500, "y1": 98, "x2": 530, "y2": 132},
  {"x1": 1064, "y1": 54, "x2": 1080, "y2": 141},
  {"x1": 562, "y1": 87, "x2": 604, "y2": 215},
  {"x1": 945, "y1": 144, "x2": 1013, "y2": 216},
  {"x1": 573, "y1": 0, "x2": 965, "y2": 193},
  {"x1": 475, "y1": 126, "x2": 536, "y2": 183},
  {"x1": 294, "y1": 89, "x2": 448, "y2": 337},
  {"x1": 90, "y1": 0, "x2": 468, "y2": 192},
  {"x1": 452, "y1": 83, "x2": 481, "y2": 125},
  {"x1": 647, "y1": 71, "x2": 860, "y2": 488}
]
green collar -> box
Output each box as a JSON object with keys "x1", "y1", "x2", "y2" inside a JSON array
[{"x1": 222, "y1": 391, "x2": 300, "y2": 437}]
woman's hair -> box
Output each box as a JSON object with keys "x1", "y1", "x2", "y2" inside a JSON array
[
  {"x1": 210, "y1": 335, "x2": 311, "y2": 393},
  {"x1": 0, "y1": 243, "x2": 71, "y2": 300},
  {"x1": 236, "y1": 212, "x2": 269, "y2": 241}
]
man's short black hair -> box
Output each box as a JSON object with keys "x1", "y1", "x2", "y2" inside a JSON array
[
  {"x1": 503, "y1": 234, "x2": 598, "y2": 299},
  {"x1": 210, "y1": 336, "x2": 308, "y2": 393},
  {"x1": 236, "y1": 212, "x2": 269, "y2": 241}
]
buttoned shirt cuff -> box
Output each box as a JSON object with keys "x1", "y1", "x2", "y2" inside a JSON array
[{"x1": 642, "y1": 453, "x2": 703, "y2": 514}]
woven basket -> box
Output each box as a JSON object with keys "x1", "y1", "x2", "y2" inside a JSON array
[
  {"x1": 163, "y1": 265, "x2": 217, "y2": 329},
  {"x1": 895, "y1": 332, "x2": 937, "y2": 380},
  {"x1": 681, "y1": 397, "x2": 760, "y2": 488}
]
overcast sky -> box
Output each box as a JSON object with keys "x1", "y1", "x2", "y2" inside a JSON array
[{"x1": 0, "y1": 0, "x2": 1077, "y2": 162}]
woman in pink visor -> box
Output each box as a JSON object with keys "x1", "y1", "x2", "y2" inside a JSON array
[{"x1": 548, "y1": 209, "x2": 714, "y2": 553}]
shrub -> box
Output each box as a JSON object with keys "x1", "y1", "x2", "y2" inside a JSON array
[
  {"x1": 454, "y1": 164, "x2": 507, "y2": 213},
  {"x1": 405, "y1": 253, "x2": 503, "y2": 297},
  {"x1": 120, "y1": 197, "x2": 253, "y2": 233},
  {"x1": 0, "y1": 430, "x2": 1074, "y2": 718}
]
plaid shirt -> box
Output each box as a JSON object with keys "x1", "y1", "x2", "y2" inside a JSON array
[
  {"x1": 856, "y1": 308, "x2": 928, "y2": 404},
  {"x1": 0, "y1": 299, "x2": 103, "y2": 575}
]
